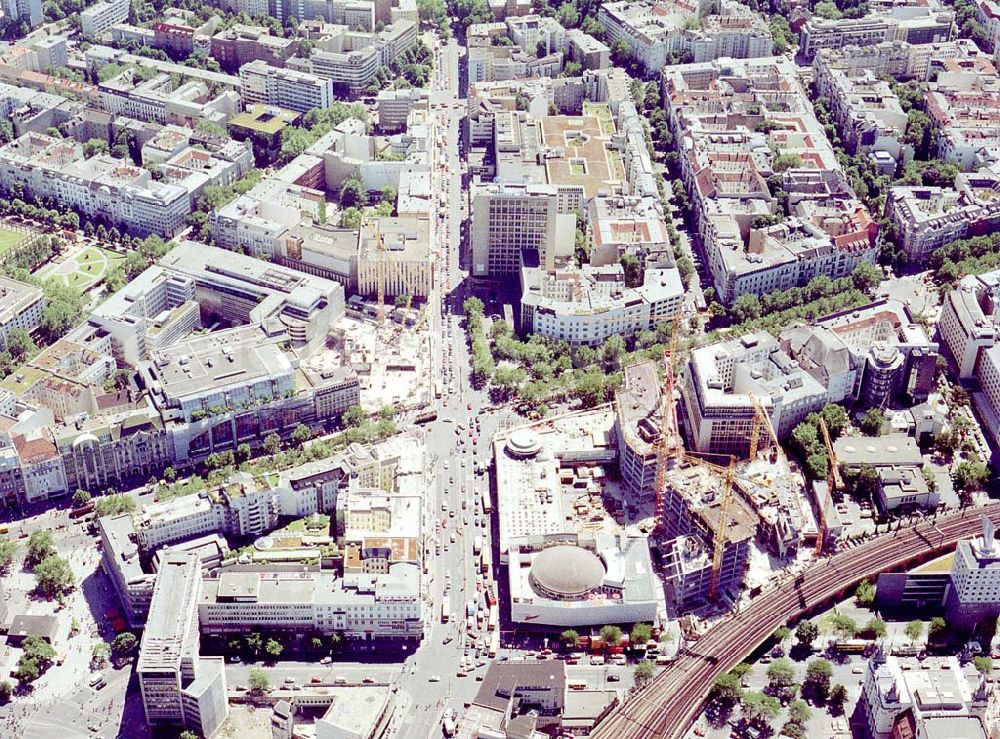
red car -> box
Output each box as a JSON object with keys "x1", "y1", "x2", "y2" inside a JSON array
[{"x1": 467, "y1": 402, "x2": 472, "y2": 410}]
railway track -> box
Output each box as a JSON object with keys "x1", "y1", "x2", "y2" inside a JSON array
[{"x1": 591, "y1": 504, "x2": 1000, "y2": 739}]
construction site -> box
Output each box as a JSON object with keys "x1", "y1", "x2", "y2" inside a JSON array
[
  {"x1": 622, "y1": 322, "x2": 842, "y2": 617},
  {"x1": 487, "y1": 315, "x2": 850, "y2": 626},
  {"x1": 302, "y1": 217, "x2": 436, "y2": 413}
]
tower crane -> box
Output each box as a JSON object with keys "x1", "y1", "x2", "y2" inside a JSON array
[
  {"x1": 370, "y1": 220, "x2": 412, "y2": 328},
  {"x1": 816, "y1": 416, "x2": 842, "y2": 555},
  {"x1": 678, "y1": 452, "x2": 740, "y2": 601},
  {"x1": 748, "y1": 392, "x2": 778, "y2": 462},
  {"x1": 708, "y1": 454, "x2": 736, "y2": 601},
  {"x1": 372, "y1": 220, "x2": 389, "y2": 327},
  {"x1": 653, "y1": 313, "x2": 683, "y2": 531},
  {"x1": 661, "y1": 450, "x2": 739, "y2": 601}
]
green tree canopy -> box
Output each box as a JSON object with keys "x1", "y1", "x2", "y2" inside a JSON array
[
  {"x1": 600, "y1": 625, "x2": 623, "y2": 648},
  {"x1": 630, "y1": 623, "x2": 653, "y2": 646},
  {"x1": 249, "y1": 667, "x2": 270, "y2": 695},
  {"x1": 766, "y1": 657, "x2": 796, "y2": 691},
  {"x1": 34, "y1": 554, "x2": 74, "y2": 597},
  {"x1": 804, "y1": 658, "x2": 834, "y2": 702},
  {"x1": 742, "y1": 690, "x2": 780, "y2": 724},
  {"x1": 112, "y1": 631, "x2": 138, "y2": 659},
  {"x1": 905, "y1": 620, "x2": 924, "y2": 642},
  {"x1": 263, "y1": 433, "x2": 282, "y2": 455},
  {"x1": 0, "y1": 537, "x2": 16, "y2": 574},
  {"x1": 855, "y1": 578, "x2": 876, "y2": 608},
  {"x1": 788, "y1": 698, "x2": 812, "y2": 725},
  {"x1": 859, "y1": 408, "x2": 885, "y2": 436},
  {"x1": 708, "y1": 672, "x2": 743, "y2": 706},
  {"x1": 795, "y1": 620, "x2": 819, "y2": 646},
  {"x1": 265, "y1": 638, "x2": 283, "y2": 658},
  {"x1": 26, "y1": 530, "x2": 54, "y2": 567},
  {"x1": 830, "y1": 614, "x2": 858, "y2": 638},
  {"x1": 634, "y1": 659, "x2": 654, "y2": 685}
]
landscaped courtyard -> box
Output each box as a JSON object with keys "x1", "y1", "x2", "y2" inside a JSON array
[{"x1": 37, "y1": 245, "x2": 124, "y2": 292}]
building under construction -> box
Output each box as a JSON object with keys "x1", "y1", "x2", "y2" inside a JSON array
[
  {"x1": 660, "y1": 461, "x2": 759, "y2": 609},
  {"x1": 735, "y1": 457, "x2": 818, "y2": 559},
  {"x1": 615, "y1": 361, "x2": 663, "y2": 503}
]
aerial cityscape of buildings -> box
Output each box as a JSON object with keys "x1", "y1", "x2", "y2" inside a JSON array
[{"x1": 1, "y1": 1, "x2": 1000, "y2": 738}]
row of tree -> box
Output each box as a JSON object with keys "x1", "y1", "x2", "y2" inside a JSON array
[
  {"x1": 278, "y1": 104, "x2": 369, "y2": 165},
  {"x1": 931, "y1": 232, "x2": 1000, "y2": 290}
]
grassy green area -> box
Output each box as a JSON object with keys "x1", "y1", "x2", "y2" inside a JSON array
[
  {"x1": 38, "y1": 245, "x2": 124, "y2": 293},
  {"x1": 584, "y1": 102, "x2": 615, "y2": 136},
  {"x1": 0, "y1": 365, "x2": 45, "y2": 394},
  {"x1": 284, "y1": 514, "x2": 330, "y2": 534},
  {"x1": 157, "y1": 474, "x2": 206, "y2": 502},
  {"x1": 0, "y1": 226, "x2": 26, "y2": 256},
  {"x1": 913, "y1": 553, "x2": 955, "y2": 573},
  {"x1": 607, "y1": 152, "x2": 626, "y2": 183}
]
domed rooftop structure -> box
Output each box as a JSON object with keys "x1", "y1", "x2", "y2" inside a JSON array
[
  {"x1": 506, "y1": 428, "x2": 542, "y2": 458},
  {"x1": 529, "y1": 545, "x2": 605, "y2": 600}
]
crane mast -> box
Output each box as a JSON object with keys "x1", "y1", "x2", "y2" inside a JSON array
[
  {"x1": 654, "y1": 314, "x2": 683, "y2": 531},
  {"x1": 816, "y1": 417, "x2": 841, "y2": 554},
  {"x1": 708, "y1": 455, "x2": 736, "y2": 601}
]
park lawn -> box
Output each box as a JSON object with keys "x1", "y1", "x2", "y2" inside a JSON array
[
  {"x1": 0, "y1": 226, "x2": 25, "y2": 256},
  {"x1": 43, "y1": 245, "x2": 125, "y2": 293},
  {"x1": 68, "y1": 272, "x2": 93, "y2": 290}
]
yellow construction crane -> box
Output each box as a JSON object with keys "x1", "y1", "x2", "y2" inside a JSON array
[
  {"x1": 707, "y1": 454, "x2": 736, "y2": 601},
  {"x1": 653, "y1": 313, "x2": 684, "y2": 532},
  {"x1": 668, "y1": 451, "x2": 737, "y2": 601},
  {"x1": 370, "y1": 220, "x2": 413, "y2": 328},
  {"x1": 748, "y1": 392, "x2": 778, "y2": 461},
  {"x1": 816, "y1": 417, "x2": 842, "y2": 555},
  {"x1": 372, "y1": 220, "x2": 389, "y2": 327}
]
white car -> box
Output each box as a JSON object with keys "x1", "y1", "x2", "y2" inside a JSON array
[{"x1": 429, "y1": 675, "x2": 441, "y2": 682}]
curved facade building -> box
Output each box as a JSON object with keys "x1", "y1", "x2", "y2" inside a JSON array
[{"x1": 508, "y1": 533, "x2": 659, "y2": 627}]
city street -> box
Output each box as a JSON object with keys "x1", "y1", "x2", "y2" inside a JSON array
[
  {"x1": 0, "y1": 506, "x2": 136, "y2": 739},
  {"x1": 391, "y1": 36, "x2": 495, "y2": 738}
]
